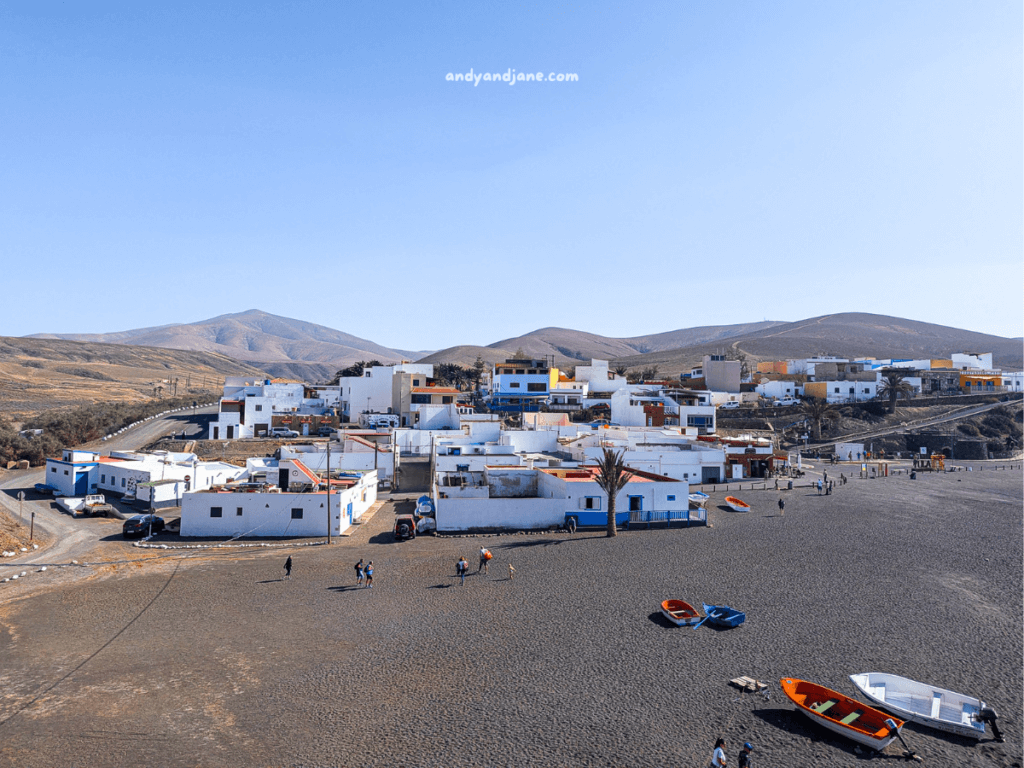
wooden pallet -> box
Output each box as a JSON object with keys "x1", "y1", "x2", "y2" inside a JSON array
[{"x1": 731, "y1": 676, "x2": 768, "y2": 692}]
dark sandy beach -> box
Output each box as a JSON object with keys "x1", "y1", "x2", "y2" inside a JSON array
[{"x1": 0, "y1": 463, "x2": 1020, "y2": 768}]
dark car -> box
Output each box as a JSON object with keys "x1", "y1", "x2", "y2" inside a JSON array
[
  {"x1": 123, "y1": 514, "x2": 165, "y2": 538},
  {"x1": 394, "y1": 514, "x2": 417, "y2": 541}
]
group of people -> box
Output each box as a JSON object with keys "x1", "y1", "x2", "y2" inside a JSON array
[
  {"x1": 711, "y1": 738, "x2": 753, "y2": 767},
  {"x1": 354, "y1": 558, "x2": 374, "y2": 587},
  {"x1": 455, "y1": 548, "x2": 494, "y2": 585}
]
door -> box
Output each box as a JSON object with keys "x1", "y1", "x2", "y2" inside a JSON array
[
  {"x1": 347, "y1": 502, "x2": 354, "y2": 525},
  {"x1": 213, "y1": 427, "x2": 219, "y2": 440},
  {"x1": 226, "y1": 425, "x2": 234, "y2": 439},
  {"x1": 74, "y1": 471, "x2": 89, "y2": 496}
]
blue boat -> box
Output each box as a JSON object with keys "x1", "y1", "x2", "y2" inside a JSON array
[{"x1": 701, "y1": 603, "x2": 746, "y2": 628}]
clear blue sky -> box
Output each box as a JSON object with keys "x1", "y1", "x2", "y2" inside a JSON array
[{"x1": 2, "y1": 1, "x2": 1021, "y2": 350}]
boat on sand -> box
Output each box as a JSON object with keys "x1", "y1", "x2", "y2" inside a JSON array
[
  {"x1": 659, "y1": 599, "x2": 702, "y2": 626},
  {"x1": 781, "y1": 677, "x2": 903, "y2": 750},
  {"x1": 849, "y1": 672, "x2": 995, "y2": 740},
  {"x1": 724, "y1": 496, "x2": 750, "y2": 512}
]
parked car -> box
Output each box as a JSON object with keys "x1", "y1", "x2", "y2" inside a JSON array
[
  {"x1": 270, "y1": 427, "x2": 299, "y2": 438},
  {"x1": 123, "y1": 514, "x2": 165, "y2": 538},
  {"x1": 775, "y1": 398, "x2": 802, "y2": 407},
  {"x1": 394, "y1": 513, "x2": 417, "y2": 541},
  {"x1": 34, "y1": 483, "x2": 55, "y2": 495},
  {"x1": 720, "y1": 401, "x2": 742, "y2": 409},
  {"x1": 317, "y1": 426, "x2": 335, "y2": 437}
]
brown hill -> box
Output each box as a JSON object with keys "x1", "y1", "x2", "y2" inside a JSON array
[
  {"x1": 612, "y1": 313, "x2": 1023, "y2": 377},
  {"x1": 0, "y1": 336, "x2": 267, "y2": 419},
  {"x1": 30, "y1": 309, "x2": 419, "y2": 368},
  {"x1": 483, "y1": 321, "x2": 785, "y2": 363}
]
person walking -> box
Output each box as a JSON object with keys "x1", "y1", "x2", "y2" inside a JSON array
[
  {"x1": 817, "y1": 478, "x2": 823, "y2": 495},
  {"x1": 478, "y1": 547, "x2": 492, "y2": 574},
  {"x1": 508, "y1": 563, "x2": 516, "y2": 581},
  {"x1": 364, "y1": 561, "x2": 373, "y2": 588},
  {"x1": 355, "y1": 558, "x2": 364, "y2": 586},
  {"x1": 710, "y1": 737, "x2": 728, "y2": 767},
  {"x1": 738, "y1": 742, "x2": 753, "y2": 768},
  {"x1": 284, "y1": 556, "x2": 292, "y2": 580},
  {"x1": 777, "y1": 498, "x2": 785, "y2": 516},
  {"x1": 457, "y1": 556, "x2": 468, "y2": 586},
  {"x1": 773, "y1": 477, "x2": 779, "y2": 491}
]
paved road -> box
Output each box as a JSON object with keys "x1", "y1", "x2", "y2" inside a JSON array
[{"x1": 0, "y1": 406, "x2": 216, "y2": 569}]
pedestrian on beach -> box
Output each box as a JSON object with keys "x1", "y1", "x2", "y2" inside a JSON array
[
  {"x1": 710, "y1": 737, "x2": 727, "y2": 767},
  {"x1": 738, "y1": 741, "x2": 753, "y2": 768},
  {"x1": 364, "y1": 561, "x2": 373, "y2": 588},
  {"x1": 284, "y1": 556, "x2": 292, "y2": 580},
  {"x1": 479, "y1": 547, "x2": 492, "y2": 574},
  {"x1": 777, "y1": 498, "x2": 785, "y2": 516},
  {"x1": 773, "y1": 478, "x2": 779, "y2": 491},
  {"x1": 355, "y1": 558, "x2": 364, "y2": 585},
  {"x1": 457, "y1": 557, "x2": 468, "y2": 586},
  {"x1": 508, "y1": 563, "x2": 516, "y2": 581},
  {"x1": 817, "y1": 478, "x2": 823, "y2": 495}
]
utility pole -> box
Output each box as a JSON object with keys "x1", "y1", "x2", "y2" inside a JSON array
[
  {"x1": 17, "y1": 491, "x2": 24, "y2": 525},
  {"x1": 326, "y1": 439, "x2": 332, "y2": 544}
]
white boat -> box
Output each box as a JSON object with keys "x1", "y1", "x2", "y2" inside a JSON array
[
  {"x1": 849, "y1": 672, "x2": 989, "y2": 739},
  {"x1": 688, "y1": 492, "x2": 709, "y2": 507}
]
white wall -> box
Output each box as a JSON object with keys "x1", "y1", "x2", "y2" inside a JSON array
[
  {"x1": 180, "y1": 474, "x2": 376, "y2": 537},
  {"x1": 756, "y1": 380, "x2": 801, "y2": 400},
  {"x1": 436, "y1": 497, "x2": 567, "y2": 531}
]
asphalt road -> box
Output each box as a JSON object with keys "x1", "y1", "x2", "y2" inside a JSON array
[{"x1": 0, "y1": 406, "x2": 217, "y2": 570}]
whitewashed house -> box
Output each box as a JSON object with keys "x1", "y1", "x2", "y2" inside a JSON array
[
  {"x1": 180, "y1": 467, "x2": 378, "y2": 537},
  {"x1": 434, "y1": 465, "x2": 693, "y2": 532}
]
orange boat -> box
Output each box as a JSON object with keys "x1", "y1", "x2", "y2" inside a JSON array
[
  {"x1": 724, "y1": 496, "x2": 750, "y2": 512},
  {"x1": 781, "y1": 677, "x2": 905, "y2": 750},
  {"x1": 659, "y1": 599, "x2": 702, "y2": 626}
]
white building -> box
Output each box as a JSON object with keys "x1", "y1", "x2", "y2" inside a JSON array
[
  {"x1": 434, "y1": 465, "x2": 694, "y2": 532},
  {"x1": 1002, "y1": 372, "x2": 1023, "y2": 392},
  {"x1": 817, "y1": 380, "x2": 880, "y2": 404},
  {"x1": 339, "y1": 364, "x2": 433, "y2": 421},
  {"x1": 209, "y1": 379, "x2": 319, "y2": 439},
  {"x1": 755, "y1": 380, "x2": 802, "y2": 401},
  {"x1": 180, "y1": 468, "x2": 378, "y2": 537},
  {"x1": 279, "y1": 435, "x2": 396, "y2": 485},
  {"x1": 951, "y1": 353, "x2": 994, "y2": 370},
  {"x1": 563, "y1": 429, "x2": 726, "y2": 485}
]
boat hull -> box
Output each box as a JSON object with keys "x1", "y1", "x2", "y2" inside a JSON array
[
  {"x1": 660, "y1": 599, "x2": 701, "y2": 626},
  {"x1": 849, "y1": 672, "x2": 987, "y2": 740},
  {"x1": 701, "y1": 603, "x2": 745, "y2": 628},
  {"x1": 724, "y1": 496, "x2": 750, "y2": 512},
  {"x1": 781, "y1": 677, "x2": 902, "y2": 751}
]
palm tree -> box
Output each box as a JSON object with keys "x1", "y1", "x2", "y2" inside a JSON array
[
  {"x1": 594, "y1": 448, "x2": 634, "y2": 538},
  {"x1": 877, "y1": 369, "x2": 915, "y2": 413},
  {"x1": 613, "y1": 364, "x2": 628, "y2": 377},
  {"x1": 800, "y1": 397, "x2": 836, "y2": 442}
]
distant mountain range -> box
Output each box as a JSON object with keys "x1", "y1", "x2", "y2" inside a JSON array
[
  {"x1": 26, "y1": 310, "x2": 1023, "y2": 381},
  {"x1": 29, "y1": 310, "x2": 427, "y2": 382}
]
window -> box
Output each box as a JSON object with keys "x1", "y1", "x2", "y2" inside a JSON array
[
  {"x1": 442, "y1": 396, "x2": 453, "y2": 404},
  {"x1": 64, "y1": 470, "x2": 69, "y2": 475},
  {"x1": 834, "y1": 387, "x2": 840, "y2": 393},
  {"x1": 863, "y1": 388, "x2": 870, "y2": 394},
  {"x1": 51, "y1": 467, "x2": 56, "y2": 473},
  {"x1": 255, "y1": 404, "x2": 263, "y2": 411},
  {"x1": 101, "y1": 474, "x2": 106, "y2": 483},
  {"x1": 629, "y1": 496, "x2": 643, "y2": 512},
  {"x1": 667, "y1": 495, "x2": 676, "y2": 501},
  {"x1": 413, "y1": 379, "x2": 421, "y2": 386},
  {"x1": 210, "y1": 507, "x2": 223, "y2": 518},
  {"x1": 411, "y1": 394, "x2": 430, "y2": 404},
  {"x1": 236, "y1": 507, "x2": 243, "y2": 516},
  {"x1": 516, "y1": 369, "x2": 525, "y2": 375},
  {"x1": 509, "y1": 382, "x2": 520, "y2": 388},
  {"x1": 122, "y1": 478, "x2": 126, "y2": 487},
  {"x1": 582, "y1": 496, "x2": 601, "y2": 510},
  {"x1": 527, "y1": 383, "x2": 546, "y2": 392},
  {"x1": 291, "y1": 508, "x2": 303, "y2": 519}
]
